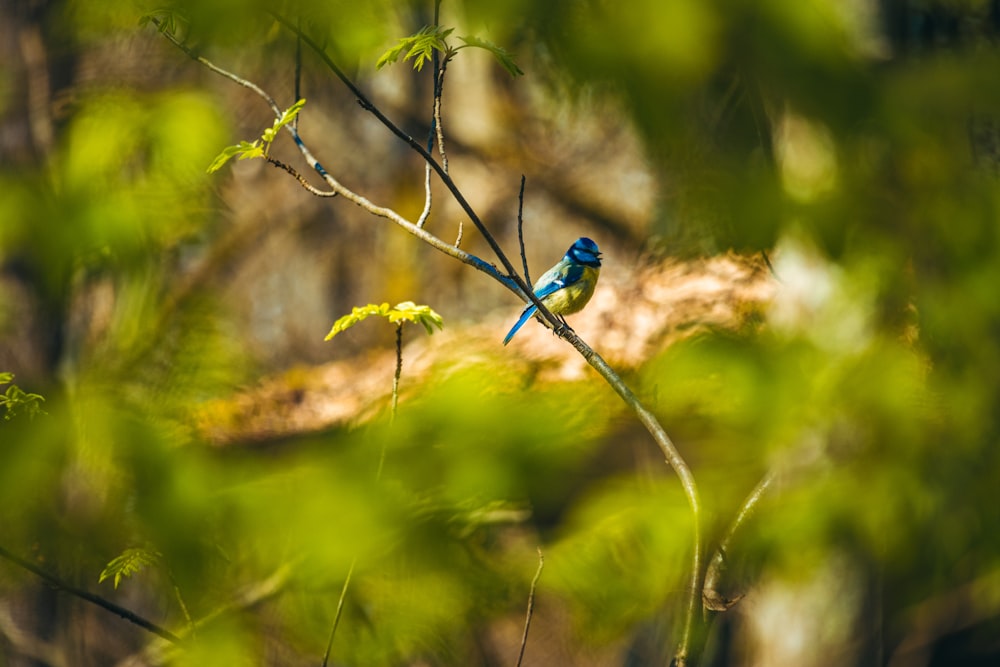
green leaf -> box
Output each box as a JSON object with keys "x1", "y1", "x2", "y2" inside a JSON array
[
  {"x1": 0, "y1": 373, "x2": 46, "y2": 422},
  {"x1": 325, "y1": 302, "x2": 443, "y2": 340},
  {"x1": 325, "y1": 303, "x2": 390, "y2": 340},
  {"x1": 207, "y1": 100, "x2": 304, "y2": 173},
  {"x1": 206, "y1": 140, "x2": 263, "y2": 173},
  {"x1": 458, "y1": 36, "x2": 524, "y2": 77},
  {"x1": 99, "y1": 548, "x2": 162, "y2": 590},
  {"x1": 262, "y1": 99, "x2": 306, "y2": 146},
  {"x1": 377, "y1": 26, "x2": 454, "y2": 72},
  {"x1": 386, "y1": 301, "x2": 445, "y2": 335}
]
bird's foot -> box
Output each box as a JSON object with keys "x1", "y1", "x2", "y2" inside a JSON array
[{"x1": 553, "y1": 317, "x2": 575, "y2": 338}]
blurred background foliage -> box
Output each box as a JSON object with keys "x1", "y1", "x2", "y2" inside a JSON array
[{"x1": 2, "y1": 0, "x2": 1000, "y2": 665}]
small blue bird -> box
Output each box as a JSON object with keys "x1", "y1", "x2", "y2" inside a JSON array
[{"x1": 503, "y1": 237, "x2": 602, "y2": 345}]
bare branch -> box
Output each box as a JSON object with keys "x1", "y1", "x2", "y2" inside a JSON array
[
  {"x1": 433, "y1": 56, "x2": 451, "y2": 174},
  {"x1": 294, "y1": 15, "x2": 302, "y2": 131},
  {"x1": 267, "y1": 157, "x2": 338, "y2": 197},
  {"x1": 516, "y1": 548, "x2": 545, "y2": 667},
  {"x1": 152, "y1": 22, "x2": 518, "y2": 294},
  {"x1": 417, "y1": 0, "x2": 446, "y2": 229},
  {"x1": 704, "y1": 438, "x2": 826, "y2": 614},
  {"x1": 151, "y1": 18, "x2": 281, "y2": 118},
  {"x1": 517, "y1": 175, "x2": 530, "y2": 286},
  {"x1": 0, "y1": 545, "x2": 182, "y2": 645},
  {"x1": 703, "y1": 470, "x2": 775, "y2": 612},
  {"x1": 116, "y1": 561, "x2": 295, "y2": 667},
  {"x1": 560, "y1": 332, "x2": 703, "y2": 666},
  {"x1": 267, "y1": 11, "x2": 532, "y2": 299},
  {"x1": 417, "y1": 160, "x2": 433, "y2": 228}
]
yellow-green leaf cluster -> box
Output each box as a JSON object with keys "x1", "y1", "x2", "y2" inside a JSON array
[
  {"x1": 325, "y1": 301, "x2": 443, "y2": 340},
  {"x1": 99, "y1": 547, "x2": 162, "y2": 590},
  {"x1": 377, "y1": 25, "x2": 454, "y2": 71},
  {"x1": 207, "y1": 99, "x2": 305, "y2": 173}
]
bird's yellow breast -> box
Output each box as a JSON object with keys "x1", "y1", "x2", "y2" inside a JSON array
[{"x1": 541, "y1": 266, "x2": 600, "y2": 316}]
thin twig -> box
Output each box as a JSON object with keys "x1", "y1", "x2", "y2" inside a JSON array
[
  {"x1": 703, "y1": 470, "x2": 775, "y2": 612},
  {"x1": 417, "y1": 157, "x2": 433, "y2": 228},
  {"x1": 321, "y1": 558, "x2": 356, "y2": 667},
  {"x1": 433, "y1": 56, "x2": 450, "y2": 174},
  {"x1": 517, "y1": 175, "x2": 530, "y2": 286},
  {"x1": 152, "y1": 17, "x2": 332, "y2": 183},
  {"x1": 391, "y1": 323, "x2": 403, "y2": 422},
  {"x1": 294, "y1": 15, "x2": 302, "y2": 130},
  {"x1": 267, "y1": 157, "x2": 337, "y2": 197},
  {"x1": 267, "y1": 12, "x2": 531, "y2": 298},
  {"x1": 431, "y1": 0, "x2": 448, "y2": 174},
  {"x1": 116, "y1": 561, "x2": 295, "y2": 667},
  {"x1": 561, "y1": 333, "x2": 703, "y2": 666},
  {"x1": 166, "y1": 570, "x2": 195, "y2": 636},
  {"x1": 152, "y1": 18, "x2": 281, "y2": 118},
  {"x1": 417, "y1": 0, "x2": 445, "y2": 228},
  {"x1": 324, "y1": 322, "x2": 402, "y2": 663},
  {"x1": 376, "y1": 322, "x2": 404, "y2": 480},
  {"x1": 0, "y1": 545, "x2": 182, "y2": 644},
  {"x1": 154, "y1": 22, "x2": 515, "y2": 291},
  {"x1": 761, "y1": 249, "x2": 781, "y2": 282},
  {"x1": 516, "y1": 548, "x2": 544, "y2": 667},
  {"x1": 704, "y1": 440, "x2": 825, "y2": 615}
]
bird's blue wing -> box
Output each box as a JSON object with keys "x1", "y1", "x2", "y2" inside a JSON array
[{"x1": 533, "y1": 260, "x2": 584, "y2": 299}]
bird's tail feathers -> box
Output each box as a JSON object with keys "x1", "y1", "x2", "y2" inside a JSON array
[{"x1": 502, "y1": 305, "x2": 537, "y2": 345}]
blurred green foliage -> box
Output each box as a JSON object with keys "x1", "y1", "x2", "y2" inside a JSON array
[{"x1": 2, "y1": 0, "x2": 1000, "y2": 664}]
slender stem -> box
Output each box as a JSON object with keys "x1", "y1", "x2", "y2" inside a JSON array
[
  {"x1": 321, "y1": 318, "x2": 399, "y2": 663},
  {"x1": 0, "y1": 545, "x2": 182, "y2": 644},
  {"x1": 703, "y1": 470, "x2": 775, "y2": 612},
  {"x1": 417, "y1": 157, "x2": 433, "y2": 228},
  {"x1": 391, "y1": 323, "x2": 403, "y2": 422},
  {"x1": 431, "y1": 0, "x2": 449, "y2": 174},
  {"x1": 516, "y1": 175, "x2": 530, "y2": 286},
  {"x1": 377, "y1": 322, "x2": 404, "y2": 480},
  {"x1": 294, "y1": 15, "x2": 302, "y2": 130},
  {"x1": 165, "y1": 568, "x2": 195, "y2": 636},
  {"x1": 152, "y1": 18, "x2": 281, "y2": 118},
  {"x1": 267, "y1": 157, "x2": 337, "y2": 197},
  {"x1": 433, "y1": 56, "x2": 450, "y2": 174},
  {"x1": 563, "y1": 334, "x2": 702, "y2": 665},
  {"x1": 321, "y1": 558, "x2": 356, "y2": 667},
  {"x1": 417, "y1": 1, "x2": 444, "y2": 229},
  {"x1": 154, "y1": 22, "x2": 515, "y2": 291},
  {"x1": 516, "y1": 548, "x2": 545, "y2": 667}
]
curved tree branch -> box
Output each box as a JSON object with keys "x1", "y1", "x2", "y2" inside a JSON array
[
  {"x1": 703, "y1": 470, "x2": 775, "y2": 612},
  {"x1": 0, "y1": 545, "x2": 181, "y2": 644}
]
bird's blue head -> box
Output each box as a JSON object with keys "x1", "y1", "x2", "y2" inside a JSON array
[{"x1": 566, "y1": 237, "x2": 602, "y2": 267}]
